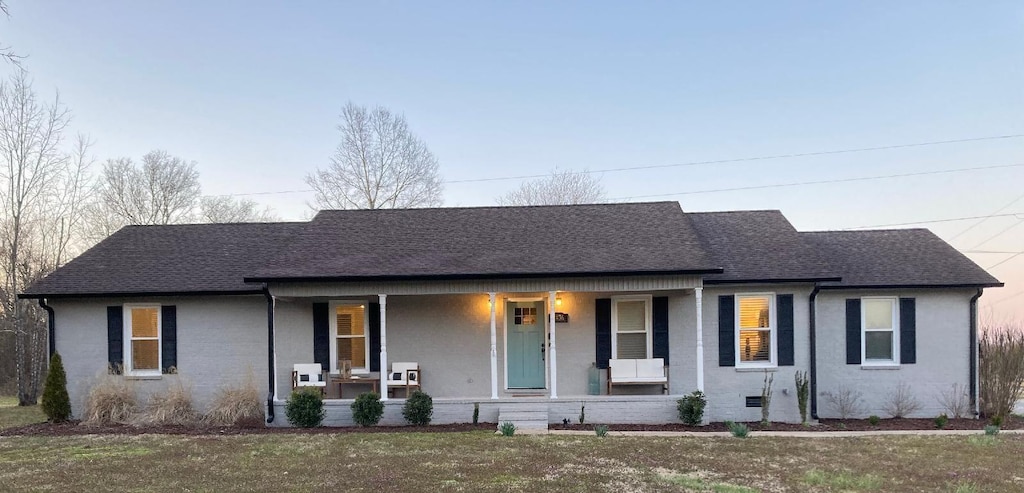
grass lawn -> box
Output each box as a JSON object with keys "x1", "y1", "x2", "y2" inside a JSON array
[
  {"x1": 1, "y1": 427, "x2": 1022, "y2": 492},
  {"x1": 0, "y1": 397, "x2": 45, "y2": 431}
]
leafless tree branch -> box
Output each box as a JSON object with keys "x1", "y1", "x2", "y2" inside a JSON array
[{"x1": 496, "y1": 169, "x2": 606, "y2": 206}]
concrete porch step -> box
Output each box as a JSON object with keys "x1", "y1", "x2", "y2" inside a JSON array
[{"x1": 498, "y1": 405, "x2": 549, "y2": 432}]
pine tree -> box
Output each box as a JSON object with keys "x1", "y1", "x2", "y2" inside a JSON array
[{"x1": 41, "y1": 352, "x2": 71, "y2": 422}]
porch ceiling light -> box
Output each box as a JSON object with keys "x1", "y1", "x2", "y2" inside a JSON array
[{"x1": 556, "y1": 297, "x2": 563, "y2": 307}]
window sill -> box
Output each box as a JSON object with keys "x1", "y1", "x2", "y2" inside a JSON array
[
  {"x1": 860, "y1": 364, "x2": 900, "y2": 370},
  {"x1": 124, "y1": 374, "x2": 162, "y2": 380},
  {"x1": 735, "y1": 366, "x2": 778, "y2": 372}
]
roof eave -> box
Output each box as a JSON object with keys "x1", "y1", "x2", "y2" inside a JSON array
[
  {"x1": 244, "y1": 268, "x2": 725, "y2": 284},
  {"x1": 17, "y1": 289, "x2": 266, "y2": 300},
  {"x1": 703, "y1": 276, "x2": 843, "y2": 285},
  {"x1": 817, "y1": 282, "x2": 1004, "y2": 290}
]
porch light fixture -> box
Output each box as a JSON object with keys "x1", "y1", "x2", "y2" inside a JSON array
[{"x1": 556, "y1": 297, "x2": 562, "y2": 307}]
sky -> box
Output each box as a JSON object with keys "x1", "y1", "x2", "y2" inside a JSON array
[{"x1": 3, "y1": 1, "x2": 1023, "y2": 320}]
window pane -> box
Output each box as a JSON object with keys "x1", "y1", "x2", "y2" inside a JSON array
[
  {"x1": 616, "y1": 301, "x2": 645, "y2": 332},
  {"x1": 131, "y1": 308, "x2": 159, "y2": 338},
  {"x1": 131, "y1": 340, "x2": 159, "y2": 370},
  {"x1": 617, "y1": 332, "x2": 647, "y2": 359},
  {"x1": 739, "y1": 329, "x2": 771, "y2": 362},
  {"x1": 739, "y1": 297, "x2": 771, "y2": 329},
  {"x1": 337, "y1": 336, "x2": 366, "y2": 368},
  {"x1": 336, "y1": 306, "x2": 365, "y2": 336},
  {"x1": 865, "y1": 331, "x2": 894, "y2": 360},
  {"x1": 864, "y1": 299, "x2": 894, "y2": 330}
]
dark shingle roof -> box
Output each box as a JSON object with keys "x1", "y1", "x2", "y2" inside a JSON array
[
  {"x1": 22, "y1": 222, "x2": 307, "y2": 297},
  {"x1": 248, "y1": 202, "x2": 721, "y2": 281},
  {"x1": 687, "y1": 211, "x2": 839, "y2": 284},
  {"x1": 802, "y1": 229, "x2": 1001, "y2": 288}
]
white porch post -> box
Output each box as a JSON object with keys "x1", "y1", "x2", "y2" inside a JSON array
[
  {"x1": 695, "y1": 287, "x2": 705, "y2": 392},
  {"x1": 378, "y1": 294, "x2": 388, "y2": 401},
  {"x1": 489, "y1": 292, "x2": 498, "y2": 399},
  {"x1": 548, "y1": 291, "x2": 558, "y2": 399}
]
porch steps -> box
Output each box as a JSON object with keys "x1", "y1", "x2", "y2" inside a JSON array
[{"x1": 497, "y1": 402, "x2": 549, "y2": 433}]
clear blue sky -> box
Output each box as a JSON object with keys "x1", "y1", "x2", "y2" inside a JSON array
[{"x1": 5, "y1": 1, "x2": 1023, "y2": 319}]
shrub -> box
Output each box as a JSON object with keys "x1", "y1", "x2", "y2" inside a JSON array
[
  {"x1": 937, "y1": 383, "x2": 971, "y2": 419},
  {"x1": 135, "y1": 379, "x2": 200, "y2": 426},
  {"x1": 934, "y1": 413, "x2": 948, "y2": 429},
  {"x1": 761, "y1": 371, "x2": 774, "y2": 427},
  {"x1": 499, "y1": 421, "x2": 516, "y2": 436},
  {"x1": 882, "y1": 381, "x2": 923, "y2": 418},
  {"x1": 822, "y1": 386, "x2": 866, "y2": 419},
  {"x1": 402, "y1": 390, "x2": 433, "y2": 426},
  {"x1": 726, "y1": 420, "x2": 749, "y2": 438},
  {"x1": 989, "y1": 414, "x2": 1003, "y2": 427},
  {"x1": 794, "y1": 370, "x2": 810, "y2": 424},
  {"x1": 286, "y1": 388, "x2": 325, "y2": 428},
  {"x1": 578, "y1": 404, "x2": 585, "y2": 425},
  {"x1": 677, "y1": 390, "x2": 706, "y2": 425},
  {"x1": 868, "y1": 415, "x2": 880, "y2": 426},
  {"x1": 82, "y1": 367, "x2": 137, "y2": 425},
  {"x1": 41, "y1": 353, "x2": 71, "y2": 422},
  {"x1": 351, "y1": 392, "x2": 384, "y2": 426},
  {"x1": 594, "y1": 424, "x2": 609, "y2": 437},
  {"x1": 984, "y1": 424, "x2": 1000, "y2": 436},
  {"x1": 979, "y1": 325, "x2": 1024, "y2": 423},
  {"x1": 472, "y1": 402, "x2": 479, "y2": 425},
  {"x1": 205, "y1": 372, "x2": 264, "y2": 427}
]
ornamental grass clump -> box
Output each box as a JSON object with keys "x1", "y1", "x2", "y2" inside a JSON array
[
  {"x1": 499, "y1": 421, "x2": 516, "y2": 436},
  {"x1": 351, "y1": 392, "x2": 384, "y2": 426},
  {"x1": 286, "y1": 388, "x2": 325, "y2": 428},
  {"x1": 134, "y1": 379, "x2": 201, "y2": 426},
  {"x1": 41, "y1": 353, "x2": 71, "y2": 423},
  {"x1": 82, "y1": 366, "x2": 137, "y2": 426},
  {"x1": 726, "y1": 420, "x2": 749, "y2": 438},
  {"x1": 205, "y1": 372, "x2": 264, "y2": 427},
  {"x1": 402, "y1": 390, "x2": 433, "y2": 426}
]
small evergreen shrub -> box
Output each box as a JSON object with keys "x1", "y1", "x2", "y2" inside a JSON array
[
  {"x1": 402, "y1": 390, "x2": 433, "y2": 426},
  {"x1": 41, "y1": 353, "x2": 71, "y2": 422},
  {"x1": 351, "y1": 392, "x2": 384, "y2": 426},
  {"x1": 984, "y1": 424, "x2": 1000, "y2": 436},
  {"x1": 499, "y1": 421, "x2": 516, "y2": 436},
  {"x1": 726, "y1": 420, "x2": 749, "y2": 438},
  {"x1": 934, "y1": 413, "x2": 948, "y2": 429},
  {"x1": 990, "y1": 414, "x2": 1003, "y2": 427},
  {"x1": 286, "y1": 388, "x2": 325, "y2": 428},
  {"x1": 868, "y1": 415, "x2": 880, "y2": 426},
  {"x1": 594, "y1": 424, "x2": 609, "y2": 437},
  {"x1": 472, "y1": 402, "x2": 479, "y2": 425},
  {"x1": 677, "y1": 390, "x2": 706, "y2": 425}
]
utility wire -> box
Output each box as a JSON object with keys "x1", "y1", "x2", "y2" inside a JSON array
[
  {"x1": 986, "y1": 252, "x2": 1024, "y2": 270},
  {"x1": 610, "y1": 163, "x2": 1024, "y2": 201},
  {"x1": 989, "y1": 289, "x2": 1024, "y2": 306},
  {"x1": 845, "y1": 212, "x2": 1024, "y2": 229},
  {"x1": 947, "y1": 191, "x2": 1024, "y2": 242},
  {"x1": 968, "y1": 218, "x2": 1024, "y2": 250}
]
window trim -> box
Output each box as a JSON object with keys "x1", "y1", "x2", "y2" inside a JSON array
[
  {"x1": 329, "y1": 301, "x2": 371, "y2": 374},
  {"x1": 734, "y1": 293, "x2": 777, "y2": 368},
  {"x1": 123, "y1": 304, "x2": 162, "y2": 376},
  {"x1": 610, "y1": 295, "x2": 653, "y2": 360},
  {"x1": 861, "y1": 296, "x2": 900, "y2": 366}
]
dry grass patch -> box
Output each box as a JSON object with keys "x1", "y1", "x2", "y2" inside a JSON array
[
  {"x1": 204, "y1": 373, "x2": 264, "y2": 427},
  {"x1": 81, "y1": 371, "x2": 137, "y2": 426}
]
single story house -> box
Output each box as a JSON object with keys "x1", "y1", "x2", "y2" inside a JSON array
[{"x1": 20, "y1": 202, "x2": 1001, "y2": 427}]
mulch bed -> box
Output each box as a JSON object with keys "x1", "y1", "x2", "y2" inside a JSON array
[{"x1": 3, "y1": 417, "x2": 1019, "y2": 437}]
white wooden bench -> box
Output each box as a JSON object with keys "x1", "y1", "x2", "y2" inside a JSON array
[{"x1": 607, "y1": 358, "x2": 668, "y2": 395}]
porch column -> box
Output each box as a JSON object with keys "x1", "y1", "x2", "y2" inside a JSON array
[
  {"x1": 489, "y1": 292, "x2": 498, "y2": 399},
  {"x1": 379, "y1": 294, "x2": 388, "y2": 401},
  {"x1": 548, "y1": 291, "x2": 558, "y2": 399},
  {"x1": 695, "y1": 287, "x2": 705, "y2": 392}
]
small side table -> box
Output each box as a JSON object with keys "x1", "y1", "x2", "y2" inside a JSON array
[{"x1": 330, "y1": 375, "x2": 379, "y2": 398}]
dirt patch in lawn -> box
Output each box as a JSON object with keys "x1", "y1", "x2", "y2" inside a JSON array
[{"x1": 0, "y1": 421, "x2": 497, "y2": 437}]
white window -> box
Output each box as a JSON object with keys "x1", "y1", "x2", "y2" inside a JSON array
[
  {"x1": 736, "y1": 294, "x2": 776, "y2": 366},
  {"x1": 124, "y1": 305, "x2": 161, "y2": 375},
  {"x1": 330, "y1": 303, "x2": 369, "y2": 373},
  {"x1": 862, "y1": 297, "x2": 899, "y2": 364},
  {"x1": 611, "y1": 296, "x2": 652, "y2": 359}
]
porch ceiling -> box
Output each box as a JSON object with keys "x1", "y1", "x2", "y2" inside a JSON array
[{"x1": 268, "y1": 275, "x2": 703, "y2": 297}]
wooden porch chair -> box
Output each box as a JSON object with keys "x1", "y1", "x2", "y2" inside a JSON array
[
  {"x1": 386, "y1": 362, "x2": 421, "y2": 398},
  {"x1": 291, "y1": 363, "x2": 327, "y2": 395}
]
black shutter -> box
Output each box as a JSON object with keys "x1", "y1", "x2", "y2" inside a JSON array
[
  {"x1": 718, "y1": 295, "x2": 735, "y2": 367},
  {"x1": 900, "y1": 298, "x2": 916, "y2": 364},
  {"x1": 846, "y1": 299, "x2": 861, "y2": 365},
  {"x1": 368, "y1": 302, "x2": 381, "y2": 372},
  {"x1": 161, "y1": 305, "x2": 177, "y2": 372},
  {"x1": 312, "y1": 303, "x2": 329, "y2": 370},
  {"x1": 106, "y1": 306, "x2": 123, "y2": 373},
  {"x1": 777, "y1": 294, "x2": 794, "y2": 366},
  {"x1": 595, "y1": 298, "x2": 612, "y2": 369},
  {"x1": 652, "y1": 296, "x2": 669, "y2": 365}
]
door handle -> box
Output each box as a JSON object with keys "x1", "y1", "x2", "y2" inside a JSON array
[{"x1": 541, "y1": 343, "x2": 546, "y2": 361}]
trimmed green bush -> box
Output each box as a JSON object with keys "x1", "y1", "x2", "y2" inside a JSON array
[
  {"x1": 677, "y1": 390, "x2": 706, "y2": 425},
  {"x1": 868, "y1": 415, "x2": 880, "y2": 426},
  {"x1": 402, "y1": 390, "x2": 433, "y2": 426},
  {"x1": 351, "y1": 392, "x2": 384, "y2": 426},
  {"x1": 934, "y1": 413, "x2": 948, "y2": 429},
  {"x1": 285, "y1": 388, "x2": 324, "y2": 428},
  {"x1": 41, "y1": 352, "x2": 71, "y2": 422}
]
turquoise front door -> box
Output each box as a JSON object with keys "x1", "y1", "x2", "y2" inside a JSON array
[{"x1": 507, "y1": 301, "x2": 546, "y2": 389}]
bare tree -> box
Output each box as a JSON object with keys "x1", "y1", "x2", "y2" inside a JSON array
[
  {"x1": 198, "y1": 196, "x2": 277, "y2": 223},
  {"x1": 98, "y1": 150, "x2": 201, "y2": 226},
  {"x1": 0, "y1": 71, "x2": 71, "y2": 405},
  {"x1": 0, "y1": 1, "x2": 24, "y2": 67},
  {"x1": 306, "y1": 102, "x2": 443, "y2": 210},
  {"x1": 497, "y1": 169, "x2": 605, "y2": 206}
]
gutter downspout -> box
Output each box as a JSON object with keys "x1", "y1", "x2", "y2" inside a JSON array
[
  {"x1": 970, "y1": 288, "x2": 983, "y2": 418},
  {"x1": 263, "y1": 284, "x2": 276, "y2": 424},
  {"x1": 38, "y1": 298, "x2": 55, "y2": 359},
  {"x1": 809, "y1": 284, "x2": 821, "y2": 420}
]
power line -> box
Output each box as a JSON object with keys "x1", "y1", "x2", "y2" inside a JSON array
[
  {"x1": 989, "y1": 289, "x2": 1024, "y2": 306},
  {"x1": 948, "y1": 191, "x2": 1024, "y2": 242},
  {"x1": 846, "y1": 212, "x2": 1024, "y2": 229},
  {"x1": 986, "y1": 252, "x2": 1024, "y2": 270},
  {"x1": 968, "y1": 218, "x2": 1024, "y2": 250},
  {"x1": 205, "y1": 133, "x2": 1024, "y2": 198},
  {"x1": 610, "y1": 163, "x2": 1024, "y2": 201},
  {"x1": 961, "y1": 250, "x2": 1024, "y2": 254}
]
